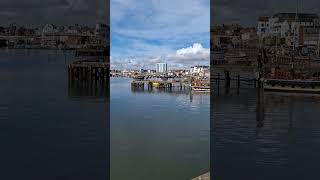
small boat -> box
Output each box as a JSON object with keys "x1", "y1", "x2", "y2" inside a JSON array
[
  {"x1": 191, "y1": 86, "x2": 210, "y2": 92},
  {"x1": 152, "y1": 82, "x2": 160, "y2": 87},
  {"x1": 263, "y1": 79, "x2": 320, "y2": 93},
  {"x1": 133, "y1": 76, "x2": 145, "y2": 80}
]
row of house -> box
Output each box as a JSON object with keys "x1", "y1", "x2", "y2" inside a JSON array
[
  {"x1": 257, "y1": 13, "x2": 320, "y2": 47},
  {"x1": 211, "y1": 25, "x2": 257, "y2": 49},
  {"x1": 112, "y1": 65, "x2": 209, "y2": 78},
  {"x1": 0, "y1": 23, "x2": 109, "y2": 49}
]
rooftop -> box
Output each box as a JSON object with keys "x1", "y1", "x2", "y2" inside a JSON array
[
  {"x1": 258, "y1": 16, "x2": 270, "y2": 22},
  {"x1": 272, "y1": 13, "x2": 319, "y2": 22}
]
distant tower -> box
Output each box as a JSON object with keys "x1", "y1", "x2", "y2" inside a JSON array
[{"x1": 156, "y1": 63, "x2": 168, "y2": 73}]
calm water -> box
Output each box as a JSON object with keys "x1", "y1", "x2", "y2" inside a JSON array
[
  {"x1": 212, "y1": 88, "x2": 320, "y2": 180},
  {"x1": 110, "y1": 78, "x2": 210, "y2": 180},
  {"x1": 0, "y1": 49, "x2": 108, "y2": 180}
]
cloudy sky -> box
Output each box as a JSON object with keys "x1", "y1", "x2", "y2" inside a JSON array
[
  {"x1": 110, "y1": 0, "x2": 210, "y2": 70},
  {"x1": 0, "y1": 0, "x2": 109, "y2": 25},
  {"x1": 212, "y1": 0, "x2": 320, "y2": 26},
  {"x1": 3, "y1": 0, "x2": 320, "y2": 69}
]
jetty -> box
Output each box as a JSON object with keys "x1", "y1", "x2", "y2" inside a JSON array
[
  {"x1": 75, "y1": 48, "x2": 107, "y2": 57},
  {"x1": 68, "y1": 60, "x2": 109, "y2": 81},
  {"x1": 68, "y1": 45, "x2": 109, "y2": 81},
  {"x1": 131, "y1": 80, "x2": 191, "y2": 90}
]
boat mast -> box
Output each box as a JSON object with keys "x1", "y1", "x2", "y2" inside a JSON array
[
  {"x1": 317, "y1": 22, "x2": 320, "y2": 57},
  {"x1": 293, "y1": 0, "x2": 299, "y2": 52}
]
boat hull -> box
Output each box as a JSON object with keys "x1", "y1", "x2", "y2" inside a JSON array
[
  {"x1": 263, "y1": 79, "x2": 320, "y2": 93},
  {"x1": 191, "y1": 86, "x2": 210, "y2": 92},
  {"x1": 264, "y1": 85, "x2": 320, "y2": 93},
  {"x1": 152, "y1": 82, "x2": 160, "y2": 87}
]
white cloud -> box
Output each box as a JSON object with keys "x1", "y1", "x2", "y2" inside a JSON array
[
  {"x1": 176, "y1": 43, "x2": 209, "y2": 56},
  {"x1": 167, "y1": 43, "x2": 209, "y2": 68},
  {"x1": 110, "y1": 0, "x2": 210, "y2": 69},
  {"x1": 111, "y1": 43, "x2": 209, "y2": 70},
  {"x1": 111, "y1": 0, "x2": 210, "y2": 52}
]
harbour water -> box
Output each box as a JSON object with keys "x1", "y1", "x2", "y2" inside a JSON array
[
  {"x1": 110, "y1": 77, "x2": 210, "y2": 180},
  {"x1": 212, "y1": 87, "x2": 320, "y2": 180},
  {"x1": 0, "y1": 49, "x2": 108, "y2": 179}
]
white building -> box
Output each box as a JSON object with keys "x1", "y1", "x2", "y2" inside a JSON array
[
  {"x1": 257, "y1": 13, "x2": 320, "y2": 46},
  {"x1": 42, "y1": 24, "x2": 58, "y2": 35},
  {"x1": 156, "y1": 63, "x2": 167, "y2": 73},
  {"x1": 190, "y1": 66, "x2": 209, "y2": 74},
  {"x1": 257, "y1": 13, "x2": 318, "y2": 37},
  {"x1": 257, "y1": 16, "x2": 270, "y2": 37}
]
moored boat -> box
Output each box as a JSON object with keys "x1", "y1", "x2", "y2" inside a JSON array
[
  {"x1": 152, "y1": 82, "x2": 160, "y2": 87},
  {"x1": 263, "y1": 79, "x2": 320, "y2": 93},
  {"x1": 191, "y1": 86, "x2": 210, "y2": 92},
  {"x1": 133, "y1": 75, "x2": 145, "y2": 80}
]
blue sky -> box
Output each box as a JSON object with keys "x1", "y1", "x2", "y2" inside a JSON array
[{"x1": 110, "y1": 0, "x2": 210, "y2": 70}]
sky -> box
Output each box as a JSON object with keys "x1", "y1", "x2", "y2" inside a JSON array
[
  {"x1": 212, "y1": 0, "x2": 320, "y2": 26},
  {"x1": 0, "y1": 0, "x2": 109, "y2": 25},
  {"x1": 110, "y1": 0, "x2": 210, "y2": 70},
  {"x1": 2, "y1": 0, "x2": 320, "y2": 69}
]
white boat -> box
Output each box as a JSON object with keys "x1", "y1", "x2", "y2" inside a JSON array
[
  {"x1": 264, "y1": 79, "x2": 320, "y2": 93},
  {"x1": 191, "y1": 86, "x2": 210, "y2": 92}
]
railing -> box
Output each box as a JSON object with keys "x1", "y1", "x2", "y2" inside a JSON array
[{"x1": 211, "y1": 73, "x2": 259, "y2": 88}]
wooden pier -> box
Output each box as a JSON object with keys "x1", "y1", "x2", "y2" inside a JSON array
[
  {"x1": 75, "y1": 48, "x2": 107, "y2": 57},
  {"x1": 68, "y1": 60, "x2": 109, "y2": 97},
  {"x1": 68, "y1": 61, "x2": 109, "y2": 81},
  {"x1": 211, "y1": 72, "x2": 260, "y2": 89},
  {"x1": 131, "y1": 80, "x2": 191, "y2": 90}
]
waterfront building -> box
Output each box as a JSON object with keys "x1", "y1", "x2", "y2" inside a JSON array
[
  {"x1": 147, "y1": 69, "x2": 156, "y2": 74},
  {"x1": 257, "y1": 16, "x2": 270, "y2": 37},
  {"x1": 258, "y1": 13, "x2": 319, "y2": 37},
  {"x1": 190, "y1": 66, "x2": 209, "y2": 74},
  {"x1": 156, "y1": 63, "x2": 168, "y2": 73},
  {"x1": 257, "y1": 13, "x2": 320, "y2": 47},
  {"x1": 139, "y1": 69, "x2": 148, "y2": 73}
]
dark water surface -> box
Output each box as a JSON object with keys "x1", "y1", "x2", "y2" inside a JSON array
[
  {"x1": 212, "y1": 88, "x2": 320, "y2": 180},
  {"x1": 0, "y1": 49, "x2": 108, "y2": 180},
  {"x1": 110, "y1": 78, "x2": 210, "y2": 180}
]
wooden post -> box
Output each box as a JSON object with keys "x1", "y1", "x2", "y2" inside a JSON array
[
  {"x1": 237, "y1": 75, "x2": 240, "y2": 88},
  {"x1": 225, "y1": 70, "x2": 231, "y2": 88},
  {"x1": 217, "y1": 73, "x2": 220, "y2": 90}
]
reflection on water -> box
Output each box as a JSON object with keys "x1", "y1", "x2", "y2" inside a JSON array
[
  {"x1": 0, "y1": 49, "x2": 109, "y2": 180},
  {"x1": 212, "y1": 87, "x2": 320, "y2": 180},
  {"x1": 111, "y1": 77, "x2": 210, "y2": 180},
  {"x1": 68, "y1": 76, "x2": 109, "y2": 98}
]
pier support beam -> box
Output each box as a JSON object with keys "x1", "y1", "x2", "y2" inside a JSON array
[{"x1": 225, "y1": 70, "x2": 231, "y2": 88}]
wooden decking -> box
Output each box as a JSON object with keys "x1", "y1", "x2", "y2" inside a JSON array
[
  {"x1": 131, "y1": 80, "x2": 191, "y2": 89},
  {"x1": 68, "y1": 61, "x2": 109, "y2": 81}
]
